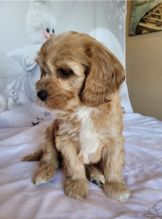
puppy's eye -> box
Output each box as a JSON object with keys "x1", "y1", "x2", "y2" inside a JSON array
[{"x1": 57, "y1": 68, "x2": 73, "y2": 79}]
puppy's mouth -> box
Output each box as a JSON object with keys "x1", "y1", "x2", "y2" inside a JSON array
[{"x1": 36, "y1": 83, "x2": 78, "y2": 111}]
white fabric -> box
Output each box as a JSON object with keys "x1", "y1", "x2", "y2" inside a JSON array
[
  {"x1": 0, "y1": 113, "x2": 162, "y2": 218},
  {"x1": 0, "y1": 103, "x2": 53, "y2": 128},
  {"x1": 0, "y1": 94, "x2": 7, "y2": 113},
  {"x1": 0, "y1": 50, "x2": 24, "y2": 112}
]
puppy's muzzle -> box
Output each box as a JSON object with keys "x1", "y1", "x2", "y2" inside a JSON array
[{"x1": 37, "y1": 90, "x2": 48, "y2": 101}]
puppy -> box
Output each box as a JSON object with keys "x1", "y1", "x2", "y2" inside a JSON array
[{"x1": 23, "y1": 32, "x2": 131, "y2": 201}]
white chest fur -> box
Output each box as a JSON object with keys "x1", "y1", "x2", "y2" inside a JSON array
[{"x1": 75, "y1": 107, "x2": 100, "y2": 164}]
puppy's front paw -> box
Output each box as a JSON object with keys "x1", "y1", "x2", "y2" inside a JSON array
[
  {"x1": 33, "y1": 162, "x2": 55, "y2": 185},
  {"x1": 64, "y1": 179, "x2": 88, "y2": 200},
  {"x1": 103, "y1": 181, "x2": 131, "y2": 202}
]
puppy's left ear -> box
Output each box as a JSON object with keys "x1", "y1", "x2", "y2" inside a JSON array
[{"x1": 80, "y1": 41, "x2": 125, "y2": 106}]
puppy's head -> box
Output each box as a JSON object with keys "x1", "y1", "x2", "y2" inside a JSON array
[{"x1": 36, "y1": 32, "x2": 125, "y2": 111}]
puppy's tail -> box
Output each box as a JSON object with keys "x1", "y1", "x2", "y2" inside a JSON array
[{"x1": 22, "y1": 149, "x2": 43, "y2": 161}]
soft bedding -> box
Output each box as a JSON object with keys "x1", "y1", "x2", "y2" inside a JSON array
[{"x1": 0, "y1": 112, "x2": 162, "y2": 219}]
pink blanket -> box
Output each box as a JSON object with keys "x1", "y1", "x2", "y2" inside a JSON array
[{"x1": 0, "y1": 113, "x2": 162, "y2": 218}]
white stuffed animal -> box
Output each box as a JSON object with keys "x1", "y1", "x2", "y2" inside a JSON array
[
  {"x1": 0, "y1": 51, "x2": 21, "y2": 112},
  {"x1": 0, "y1": 50, "x2": 28, "y2": 112},
  {"x1": 0, "y1": 94, "x2": 7, "y2": 113},
  {"x1": 26, "y1": 0, "x2": 56, "y2": 43}
]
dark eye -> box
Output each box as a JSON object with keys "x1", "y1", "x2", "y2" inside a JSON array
[
  {"x1": 52, "y1": 29, "x2": 55, "y2": 34},
  {"x1": 57, "y1": 68, "x2": 73, "y2": 78},
  {"x1": 46, "y1": 28, "x2": 50, "y2": 33}
]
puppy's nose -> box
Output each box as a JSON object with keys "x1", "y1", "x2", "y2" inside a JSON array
[{"x1": 37, "y1": 90, "x2": 48, "y2": 101}]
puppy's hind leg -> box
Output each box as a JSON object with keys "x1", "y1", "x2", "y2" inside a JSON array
[
  {"x1": 22, "y1": 149, "x2": 43, "y2": 161},
  {"x1": 101, "y1": 138, "x2": 131, "y2": 202}
]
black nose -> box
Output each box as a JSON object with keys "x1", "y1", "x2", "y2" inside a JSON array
[{"x1": 37, "y1": 90, "x2": 48, "y2": 101}]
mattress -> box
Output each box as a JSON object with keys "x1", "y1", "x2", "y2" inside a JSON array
[{"x1": 0, "y1": 112, "x2": 162, "y2": 219}]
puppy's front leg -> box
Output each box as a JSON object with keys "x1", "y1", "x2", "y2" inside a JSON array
[
  {"x1": 33, "y1": 124, "x2": 60, "y2": 185},
  {"x1": 102, "y1": 137, "x2": 131, "y2": 202},
  {"x1": 57, "y1": 138, "x2": 88, "y2": 200},
  {"x1": 33, "y1": 141, "x2": 59, "y2": 185}
]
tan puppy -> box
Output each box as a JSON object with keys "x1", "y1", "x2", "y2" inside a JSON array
[{"x1": 23, "y1": 32, "x2": 131, "y2": 201}]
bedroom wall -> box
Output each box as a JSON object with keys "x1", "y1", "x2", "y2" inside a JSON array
[{"x1": 126, "y1": 0, "x2": 162, "y2": 120}]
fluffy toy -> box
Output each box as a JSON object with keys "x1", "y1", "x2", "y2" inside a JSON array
[
  {"x1": 0, "y1": 94, "x2": 7, "y2": 113},
  {"x1": 26, "y1": 0, "x2": 56, "y2": 43},
  {"x1": 0, "y1": 51, "x2": 18, "y2": 112},
  {"x1": 0, "y1": 50, "x2": 28, "y2": 112}
]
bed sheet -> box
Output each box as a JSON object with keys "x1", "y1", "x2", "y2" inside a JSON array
[{"x1": 0, "y1": 113, "x2": 162, "y2": 219}]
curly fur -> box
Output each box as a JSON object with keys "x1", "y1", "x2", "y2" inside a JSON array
[{"x1": 23, "y1": 31, "x2": 131, "y2": 201}]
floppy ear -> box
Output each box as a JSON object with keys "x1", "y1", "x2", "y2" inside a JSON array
[{"x1": 80, "y1": 41, "x2": 125, "y2": 106}]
